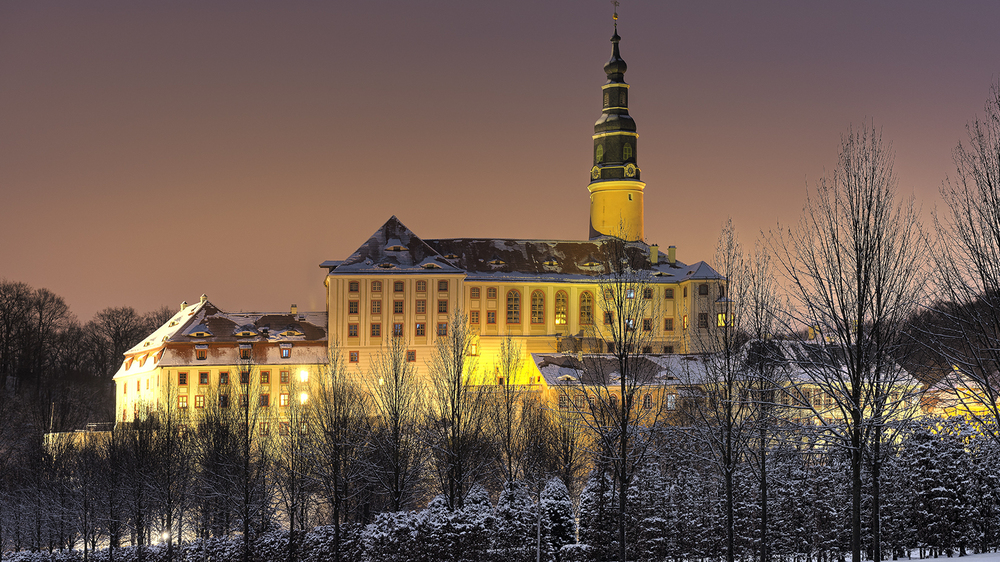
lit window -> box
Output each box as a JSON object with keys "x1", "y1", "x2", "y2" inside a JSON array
[
  {"x1": 487, "y1": 311, "x2": 496, "y2": 324},
  {"x1": 196, "y1": 348, "x2": 207, "y2": 360},
  {"x1": 437, "y1": 323, "x2": 448, "y2": 336},
  {"x1": 220, "y1": 372, "x2": 230, "y2": 385},
  {"x1": 371, "y1": 300, "x2": 381, "y2": 314},
  {"x1": 280, "y1": 348, "x2": 291, "y2": 359},
  {"x1": 349, "y1": 351, "x2": 359, "y2": 363},
  {"x1": 394, "y1": 300, "x2": 404, "y2": 314},
  {"x1": 349, "y1": 301, "x2": 359, "y2": 314},
  {"x1": 717, "y1": 313, "x2": 728, "y2": 327},
  {"x1": 195, "y1": 395, "x2": 205, "y2": 409},
  {"x1": 595, "y1": 144, "x2": 604, "y2": 162},
  {"x1": 470, "y1": 310, "x2": 480, "y2": 324},
  {"x1": 415, "y1": 323, "x2": 426, "y2": 336},
  {"x1": 698, "y1": 313, "x2": 708, "y2": 329},
  {"x1": 261, "y1": 371, "x2": 270, "y2": 384},
  {"x1": 665, "y1": 288, "x2": 674, "y2": 299},
  {"x1": 664, "y1": 318, "x2": 674, "y2": 331},
  {"x1": 372, "y1": 281, "x2": 382, "y2": 292},
  {"x1": 555, "y1": 291, "x2": 568, "y2": 325},
  {"x1": 179, "y1": 372, "x2": 188, "y2": 385},
  {"x1": 470, "y1": 287, "x2": 480, "y2": 299},
  {"x1": 438, "y1": 280, "x2": 448, "y2": 292},
  {"x1": 416, "y1": 300, "x2": 426, "y2": 314},
  {"x1": 300, "y1": 370, "x2": 308, "y2": 383},
  {"x1": 531, "y1": 291, "x2": 545, "y2": 324},
  {"x1": 280, "y1": 393, "x2": 289, "y2": 407},
  {"x1": 667, "y1": 394, "x2": 677, "y2": 410},
  {"x1": 416, "y1": 280, "x2": 427, "y2": 292},
  {"x1": 178, "y1": 396, "x2": 188, "y2": 409},
  {"x1": 393, "y1": 323, "x2": 403, "y2": 336},
  {"x1": 260, "y1": 394, "x2": 270, "y2": 407},
  {"x1": 280, "y1": 370, "x2": 289, "y2": 383},
  {"x1": 199, "y1": 372, "x2": 209, "y2": 385},
  {"x1": 371, "y1": 323, "x2": 381, "y2": 337},
  {"x1": 580, "y1": 292, "x2": 593, "y2": 325},
  {"x1": 487, "y1": 287, "x2": 498, "y2": 299},
  {"x1": 348, "y1": 324, "x2": 358, "y2": 337},
  {"x1": 507, "y1": 290, "x2": 521, "y2": 324},
  {"x1": 438, "y1": 300, "x2": 448, "y2": 314},
  {"x1": 683, "y1": 315, "x2": 689, "y2": 330},
  {"x1": 623, "y1": 143, "x2": 633, "y2": 160},
  {"x1": 406, "y1": 350, "x2": 416, "y2": 362},
  {"x1": 349, "y1": 281, "x2": 359, "y2": 292},
  {"x1": 394, "y1": 281, "x2": 404, "y2": 292}
]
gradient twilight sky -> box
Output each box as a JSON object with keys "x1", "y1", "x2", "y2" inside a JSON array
[{"x1": 2, "y1": 1, "x2": 999, "y2": 322}]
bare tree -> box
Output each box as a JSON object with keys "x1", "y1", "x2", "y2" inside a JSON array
[
  {"x1": 426, "y1": 309, "x2": 491, "y2": 510},
  {"x1": 273, "y1": 371, "x2": 313, "y2": 562},
  {"x1": 362, "y1": 336, "x2": 424, "y2": 512},
  {"x1": 772, "y1": 124, "x2": 927, "y2": 562},
  {"x1": 932, "y1": 80, "x2": 1000, "y2": 439}
]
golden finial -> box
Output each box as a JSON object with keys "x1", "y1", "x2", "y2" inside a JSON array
[{"x1": 612, "y1": 0, "x2": 620, "y2": 28}]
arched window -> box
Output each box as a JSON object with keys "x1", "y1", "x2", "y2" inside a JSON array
[
  {"x1": 506, "y1": 290, "x2": 521, "y2": 324},
  {"x1": 531, "y1": 290, "x2": 545, "y2": 324},
  {"x1": 623, "y1": 143, "x2": 633, "y2": 160},
  {"x1": 555, "y1": 291, "x2": 568, "y2": 325},
  {"x1": 595, "y1": 144, "x2": 604, "y2": 163},
  {"x1": 580, "y1": 291, "x2": 594, "y2": 325}
]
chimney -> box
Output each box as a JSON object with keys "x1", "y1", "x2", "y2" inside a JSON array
[
  {"x1": 668, "y1": 245, "x2": 676, "y2": 266},
  {"x1": 200, "y1": 294, "x2": 208, "y2": 304},
  {"x1": 290, "y1": 304, "x2": 298, "y2": 315},
  {"x1": 650, "y1": 244, "x2": 659, "y2": 265},
  {"x1": 180, "y1": 301, "x2": 188, "y2": 311}
]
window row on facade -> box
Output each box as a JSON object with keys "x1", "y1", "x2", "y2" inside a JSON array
[{"x1": 348, "y1": 280, "x2": 451, "y2": 293}]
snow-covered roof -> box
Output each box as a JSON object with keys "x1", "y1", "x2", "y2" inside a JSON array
[{"x1": 532, "y1": 353, "x2": 707, "y2": 388}]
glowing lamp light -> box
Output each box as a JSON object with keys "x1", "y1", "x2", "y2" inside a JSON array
[
  {"x1": 300, "y1": 392, "x2": 308, "y2": 404},
  {"x1": 161, "y1": 531, "x2": 170, "y2": 541},
  {"x1": 299, "y1": 370, "x2": 308, "y2": 382}
]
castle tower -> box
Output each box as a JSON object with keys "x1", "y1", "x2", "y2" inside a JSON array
[{"x1": 588, "y1": 16, "x2": 645, "y2": 242}]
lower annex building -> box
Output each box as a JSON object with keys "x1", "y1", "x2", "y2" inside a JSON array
[{"x1": 112, "y1": 23, "x2": 726, "y2": 424}]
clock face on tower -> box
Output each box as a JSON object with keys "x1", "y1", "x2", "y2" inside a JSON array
[
  {"x1": 625, "y1": 163, "x2": 637, "y2": 178},
  {"x1": 592, "y1": 166, "x2": 601, "y2": 180}
]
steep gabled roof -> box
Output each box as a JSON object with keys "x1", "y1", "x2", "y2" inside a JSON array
[{"x1": 322, "y1": 216, "x2": 462, "y2": 274}]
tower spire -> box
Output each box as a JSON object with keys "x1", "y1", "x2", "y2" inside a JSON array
[{"x1": 587, "y1": 8, "x2": 645, "y2": 242}]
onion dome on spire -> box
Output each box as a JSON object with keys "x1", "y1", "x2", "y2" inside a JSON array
[{"x1": 604, "y1": 31, "x2": 627, "y2": 82}]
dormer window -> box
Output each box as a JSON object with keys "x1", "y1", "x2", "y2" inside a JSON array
[
  {"x1": 239, "y1": 345, "x2": 252, "y2": 360},
  {"x1": 444, "y1": 253, "x2": 458, "y2": 260},
  {"x1": 377, "y1": 262, "x2": 396, "y2": 269},
  {"x1": 488, "y1": 257, "x2": 505, "y2": 266},
  {"x1": 558, "y1": 374, "x2": 577, "y2": 382},
  {"x1": 422, "y1": 263, "x2": 442, "y2": 269},
  {"x1": 543, "y1": 257, "x2": 559, "y2": 266},
  {"x1": 279, "y1": 343, "x2": 292, "y2": 359},
  {"x1": 196, "y1": 345, "x2": 208, "y2": 361}
]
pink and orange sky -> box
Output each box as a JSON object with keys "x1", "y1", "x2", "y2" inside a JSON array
[{"x1": 2, "y1": 1, "x2": 999, "y2": 321}]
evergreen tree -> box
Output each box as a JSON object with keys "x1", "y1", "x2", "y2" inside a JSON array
[{"x1": 540, "y1": 477, "x2": 576, "y2": 562}]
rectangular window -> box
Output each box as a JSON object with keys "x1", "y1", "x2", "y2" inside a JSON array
[
  {"x1": 415, "y1": 323, "x2": 426, "y2": 336},
  {"x1": 663, "y1": 345, "x2": 674, "y2": 354},
  {"x1": 643, "y1": 288, "x2": 653, "y2": 299},
  {"x1": 394, "y1": 281, "x2": 405, "y2": 292},
  {"x1": 470, "y1": 287, "x2": 480, "y2": 299},
  {"x1": 349, "y1": 281, "x2": 359, "y2": 292},
  {"x1": 394, "y1": 300, "x2": 404, "y2": 314},
  {"x1": 717, "y1": 313, "x2": 728, "y2": 327},
  {"x1": 199, "y1": 372, "x2": 209, "y2": 385},
  {"x1": 487, "y1": 311, "x2": 496, "y2": 324},
  {"x1": 470, "y1": 310, "x2": 480, "y2": 324},
  {"x1": 219, "y1": 393, "x2": 230, "y2": 408},
  {"x1": 371, "y1": 323, "x2": 381, "y2": 337},
  {"x1": 178, "y1": 396, "x2": 188, "y2": 409},
  {"x1": 438, "y1": 280, "x2": 448, "y2": 292},
  {"x1": 195, "y1": 395, "x2": 205, "y2": 409},
  {"x1": 349, "y1": 351, "x2": 359, "y2": 363},
  {"x1": 438, "y1": 300, "x2": 448, "y2": 313},
  {"x1": 349, "y1": 301, "x2": 359, "y2": 314},
  {"x1": 664, "y1": 318, "x2": 674, "y2": 331},
  {"x1": 665, "y1": 288, "x2": 674, "y2": 299},
  {"x1": 416, "y1": 280, "x2": 427, "y2": 292},
  {"x1": 220, "y1": 371, "x2": 230, "y2": 385},
  {"x1": 416, "y1": 300, "x2": 426, "y2": 313},
  {"x1": 487, "y1": 287, "x2": 497, "y2": 299},
  {"x1": 280, "y1": 370, "x2": 289, "y2": 383},
  {"x1": 393, "y1": 323, "x2": 403, "y2": 336},
  {"x1": 179, "y1": 372, "x2": 188, "y2": 385},
  {"x1": 642, "y1": 318, "x2": 652, "y2": 331},
  {"x1": 437, "y1": 323, "x2": 448, "y2": 336},
  {"x1": 280, "y1": 348, "x2": 291, "y2": 359},
  {"x1": 604, "y1": 312, "x2": 613, "y2": 325},
  {"x1": 196, "y1": 349, "x2": 207, "y2": 360},
  {"x1": 279, "y1": 422, "x2": 290, "y2": 435},
  {"x1": 260, "y1": 394, "x2": 270, "y2": 407},
  {"x1": 371, "y1": 300, "x2": 381, "y2": 314},
  {"x1": 240, "y1": 347, "x2": 251, "y2": 360},
  {"x1": 261, "y1": 371, "x2": 270, "y2": 384},
  {"x1": 241, "y1": 370, "x2": 250, "y2": 384},
  {"x1": 406, "y1": 350, "x2": 416, "y2": 362},
  {"x1": 642, "y1": 346, "x2": 652, "y2": 354},
  {"x1": 698, "y1": 313, "x2": 709, "y2": 328},
  {"x1": 259, "y1": 422, "x2": 269, "y2": 436},
  {"x1": 683, "y1": 315, "x2": 689, "y2": 330},
  {"x1": 667, "y1": 394, "x2": 677, "y2": 410},
  {"x1": 372, "y1": 280, "x2": 382, "y2": 292},
  {"x1": 348, "y1": 324, "x2": 359, "y2": 337},
  {"x1": 280, "y1": 393, "x2": 289, "y2": 407}
]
